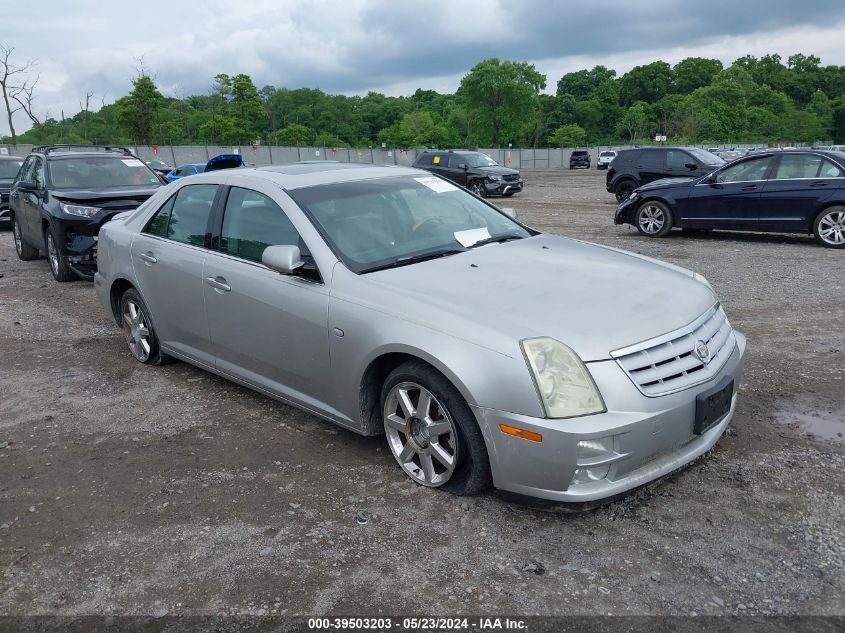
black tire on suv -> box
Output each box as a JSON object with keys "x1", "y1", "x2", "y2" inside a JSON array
[{"x1": 614, "y1": 180, "x2": 636, "y2": 203}]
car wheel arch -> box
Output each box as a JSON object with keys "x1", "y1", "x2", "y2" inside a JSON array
[
  {"x1": 109, "y1": 277, "x2": 137, "y2": 324},
  {"x1": 357, "y1": 347, "x2": 477, "y2": 437},
  {"x1": 811, "y1": 203, "x2": 845, "y2": 234}
]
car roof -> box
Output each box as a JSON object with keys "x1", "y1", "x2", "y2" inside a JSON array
[
  {"x1": 41, "y1": 151, "x2": 135, "y2": 160},
  {"x1": 183, "y1": 162, "x2": 421, "y2": 190}
]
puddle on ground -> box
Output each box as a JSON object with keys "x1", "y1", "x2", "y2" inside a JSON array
[{"x1": 775, "y1": 401, "x2": 845, "y2": 444}]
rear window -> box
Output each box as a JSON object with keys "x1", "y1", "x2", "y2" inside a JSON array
[
  {"x1": 572, "y1": 151, "x2": 589, "y2": 156},
  {"x1": 600, "y1": 151, "x2": 616, "y2": 157},
  {"x1": 0, "y1": 160, "x2": 23, "y2": 178},
  {"x1": 615, "y1": 149, "x2": 640, "y2": 163}
]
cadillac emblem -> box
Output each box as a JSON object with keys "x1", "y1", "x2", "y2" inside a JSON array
[{"x1": 694, "y1": 340, "x2": 711, "y2": 364}]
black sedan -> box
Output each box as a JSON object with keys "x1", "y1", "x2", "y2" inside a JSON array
[{"x1": 614, "y1": 150, "x2": 845, "y2": 248}]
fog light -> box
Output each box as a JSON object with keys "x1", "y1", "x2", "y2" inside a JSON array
[
  {"x1": 572, "y1": 465, "x2": 611, "y2": 484},
  {"x1": 577, "y1": 437, "x2": 614, "y2": 460}
]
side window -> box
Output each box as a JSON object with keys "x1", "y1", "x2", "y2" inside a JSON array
[
  {"x1": 666, "y1": 150, "x2": 691, "y2": 170},
  {"x1": 15, "y1": 157, "x2": 34, "y2": 184},
  {"x1": 715, "y1": 156, "x2": 773, "y2": 183},
  {"x1": 774, "y1": 154, "x2": 823, "y2": 179},
  {"x1": 819, "y1": 159, "x2": 844, "y2": 178},
  {"x1": 32, "y1": 158, "x2": 45, "y2": 190},
  {"x1": 447, "y1": 155, "x2": 464, "y2": 168},
  {"x1": 639, "y1": 150, "x2": 664, "y2": 169},
  {"x1": 167, "y1": 184, "x2": 217, "y2": 246},
  {"x1": 220, "y1": 187, "x2": 300, "y2": 262},
  {"x1": 415, "y1": 155, "x2": 434, "y2": 167},
  {"x1": 143, "y1": 195, "x2": 176, "y2": 237}
]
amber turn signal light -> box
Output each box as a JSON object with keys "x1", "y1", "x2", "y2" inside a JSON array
[{"x1": 499, "y1": 424, "x2": 543, "y2": 443}]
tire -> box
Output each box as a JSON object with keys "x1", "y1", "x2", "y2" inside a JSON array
[
  {"x1": 614, "y1": 180, "x2": 636, "y2": 203},
  {"x1": 381, "y1": 360, "x2": 491, "y2": 496},
  {"x1": 469, "y1": 180, "x2": 486, "y2": 198},
  {"x1": 44, "y1": 225, "x2": 75, "y2": 281},
  {"x1": 635, "y1": 200, "x2": 673, "y2": 238},
  {"x1": 118, "y1": 288, "x2": 172, "y2": 365},
  {"x1": 813, "y1": 206, "x2": 845, "y2": 249},
  {"x1": 12, "y1": 215, "x2": 38, "y2": 261},
  {"x1": 503, "y1": 192, "x2": 515, "y2": 197}
]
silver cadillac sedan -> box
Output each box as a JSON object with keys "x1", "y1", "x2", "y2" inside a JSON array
[{"x1": 94, "y1": 163, "x2": 746, "y2": 502}]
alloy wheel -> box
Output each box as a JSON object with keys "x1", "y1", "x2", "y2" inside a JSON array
[
  {"x1": 818, "y1": 210, "x2": 845, "y2": 246},
  {"x1": 471, "y1": 181, "x2": 485, "y2": 197},
  {"x1": 13, "y1": 218, "x2": 23, "y2": 255},
  {"x1": 384, "y1": 381, "x2": 458, "y2": 487},
  {"x1": 638, "y1": 205, "x2": 665, "y2": 234},
  {"x1": 46, "y1": 232, "x2": 60, "y2": 275},
  {"x1": 122, "y1": 299, "x2": 152, "y2": 362}
]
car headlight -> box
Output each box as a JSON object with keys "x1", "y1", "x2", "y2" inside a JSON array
[
  {"x1": 693, "y1": 272, "x2": 713, "y2": 290},
  {"x1": 520, "y1": 337, "x2": 606, "y2": 419},
  {"x1": 487, "y1": 174, "x2": 502, "y2": 181},
  {"x1": 60, "y1": 202, "x2": 101, "y2": 218}
]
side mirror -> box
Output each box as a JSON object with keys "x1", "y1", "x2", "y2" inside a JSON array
[
  {"x1": 500, "y1": 207, "x2": 519, "y2": 221},
  {"x1": 459, "y1": 163, "x2": 468, "y2": 170},
  {"x1": 17, "y1": 180, "x2": 36, "y2": 190},
  {"x1": 685, "y1": 162, "x2": 698, "y2": 170},
  {"x1": 705, "y1": 172, "x2": 718, "y2": 184},
  {"x1": 262, "y1": 245, "x2": 304, "y2": 275}
]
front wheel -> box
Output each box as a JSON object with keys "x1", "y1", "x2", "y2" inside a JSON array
[
  {"x1": 813, "y1": 206, "x2": 845, "y2": 248},
  {"x1": 635, "y1": 201, "x2": 673, "y2": 238},
  {"x1": 469, "y1": 180, "x2": 486, "y2": 198},
  {"x1": 45, "y1": 225, "x2": 75, "y2": 281},
  {"x1": 381, "y1": 361, "x2": 491, "y2": 496},
  {"x1": 13, "y1": 216, "x2": 38, "y2": 261}
]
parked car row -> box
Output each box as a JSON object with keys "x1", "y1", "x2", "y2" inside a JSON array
[
  {"x1": 4, "y1": 146, "x2": 747, "y2": 503},
  {"x1": 613, "y1": 148, "x2": 845, "y2": 248}
]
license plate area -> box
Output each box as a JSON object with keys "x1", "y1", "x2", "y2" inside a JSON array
[{"x1": 694, "y1": 377, "x2": 733, "y2": 435}]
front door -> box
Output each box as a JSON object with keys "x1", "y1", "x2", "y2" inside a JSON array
[
  {"x1": 129, "y1": 183, "x2": 218, "y2": 367},
  {"x1": 202, "y1": 186, "x2": 331, "y2": 410},
  {"x1": 678, "y1": 155, "x2": 775, "y2": 229}
]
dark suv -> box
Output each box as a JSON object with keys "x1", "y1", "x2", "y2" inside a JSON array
[
  {"x1": 569, "y1": 150, "x2": 591, "y2": 169},
  {"x1": 606, "y1": 147, "x2": 724, "y2": 202},
  {"x1": 412, "y1": 150, "x2": 523, "y2": 197},
  {"x1": 0, "y1": 155, "x2": 25, "y2": 227},
  {"x1": 11, "y1": 145, "x2": 163, "y2": 281}
]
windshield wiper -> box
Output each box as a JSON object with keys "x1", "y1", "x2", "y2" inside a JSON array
[
  {"x1": 361, "y1": 247, "x2": 467, "y2": 273},
  {"x1": 469, "y1": 233, "x2": 525, "y2": 248}
]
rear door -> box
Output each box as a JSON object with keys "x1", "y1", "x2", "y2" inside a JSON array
[
  {"x1": 679, "y1": 155, "x2": 775, "y2": 229},
  {"x1": 11, "y1": 156, "x2": 36, "y2": 240},
  {"x1": 202, "y1": 185, "x2": 331, "y2": 409},
  {"x1": 758, "y1": 153, "x2": 843, "y2": 232},
  {"x1": 129, "y1": 183, "x2": 219, "y2": 367}
]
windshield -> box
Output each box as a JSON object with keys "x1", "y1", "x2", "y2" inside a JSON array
[
  {"x1": 0, "y1": 160, "x2": 23, "y2": 178},
  {"x1": 49, "y1": 157, "x2": 162, "y2": 189},
  {"x1": 288, "y1": 175, "x2": 532, "y2": 273},
  {"x1": 463, "y1": 153, "x2": 499, "y2": 168},
  {"x1": 687, "y1": 148, "x2": 725, "y2": 165}
]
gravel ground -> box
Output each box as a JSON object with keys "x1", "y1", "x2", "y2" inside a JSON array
[{"x1": 0, "y1": 168, "x2": 843, "y2": 618}]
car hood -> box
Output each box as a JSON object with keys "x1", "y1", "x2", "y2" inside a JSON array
[
  {"x1": 50, "y1": 186, "x2": 161, "y2": 203},
  {"x1": 475, "y1": 165, "x2": 519, "y2": 176},
  {"x1": 361, "y1": 234, "x2": 715, "y2": 361},
  {"x1": 205, "y1": 154, "x2": 244, "y2": 172},
  {"x1": 638, "y1": 177, "x2": 696, "y2": 191}
]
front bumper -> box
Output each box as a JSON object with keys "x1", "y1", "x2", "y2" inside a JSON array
[
  {"x1": 485, "y1": 179, "x2": 523, "y2": 196},
  {"x1": 570, "y1": 161, "x2": 590, "y2": 168},
  {"x1": 472, "y1": 331, "x2": 746, "y2": 502},
  {"x1": 614, "y1": 195, "x2": 639, "y2": 225}
]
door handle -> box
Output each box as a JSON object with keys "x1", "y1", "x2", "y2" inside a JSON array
[
  {"x1": 809, "y1": 182, "x2": 829, "y2": 188},
  {"x1": 741, "y1": 185, "x2": 758, "y2": 191},
  {"x1": 138, "y1": 252, "x2": 157, "y2": 264},
  {"x1": 205, "y1": 276, "x2": 231, "y2": 292}
]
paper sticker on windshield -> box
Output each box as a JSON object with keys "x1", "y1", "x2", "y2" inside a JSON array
[
  {"x1": 121, "y1": 159, "x2": 145, "y2": 167},
  {"x1": 454, "y1": 227, "x2": 491, "y2": 247},
  {"x1": 415, "y1": 176, "x2": 458, "y2": 193}
]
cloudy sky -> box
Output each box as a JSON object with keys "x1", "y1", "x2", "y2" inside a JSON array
[{"x1": 3, "y1": 0, "x2": 845, "y2": 135}]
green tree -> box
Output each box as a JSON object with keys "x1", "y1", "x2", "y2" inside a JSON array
[
  {"x1": 547, "y1": 124, "x2": 586, "y2": 147},
  {"x1": 271, "y1": 123, "x2": 316, "y2": 146},
  {"x1": 807, "y1": 90, "x2": 833, "y2": 138},
  {"x1": 673, "y1": 57, "x2": 723, "y2": 94},
  {"x1": 116, "y1": 74, "x2": 162, "y2": 144},
  {"x1": 458, "y1": 58, "x2": 546, "y2": 146},
  {"x1": 619, "y1": 61, "x2": 674, "y2": 106},
  {"x1": 556, "y1": 65, "x2": 616, "y2": 100},
  {"x1": 616, "y1": 102, "x2": 655, "y2": 141}
]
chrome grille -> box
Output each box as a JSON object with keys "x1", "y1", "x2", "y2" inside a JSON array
[
  {"x1": 612, "y1": 304, "x2": 736, "y2": 397},
  {"x1": 502, "y1": 174, "x2": 520, "y2": 182}
]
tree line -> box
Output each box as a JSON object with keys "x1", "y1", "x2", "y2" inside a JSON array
[{"x1": 3, "y1": 48, "x2": 845, "y2": 150}]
